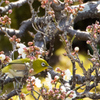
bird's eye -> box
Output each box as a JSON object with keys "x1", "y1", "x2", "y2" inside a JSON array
[{"x1": 41, "y1": 62, "x2": 46, "y2": 67}]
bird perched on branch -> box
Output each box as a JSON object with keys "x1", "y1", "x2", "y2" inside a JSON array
[{"x1": 2, "y1": 58, "x2": 52, "y2": 78}]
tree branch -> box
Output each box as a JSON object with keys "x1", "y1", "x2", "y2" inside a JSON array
[{"x1": 0, "y1": 0, "x2": 27, "y2": 14}]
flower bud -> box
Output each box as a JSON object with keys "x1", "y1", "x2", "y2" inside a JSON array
[
  {"x1": 96, "y1": 63, "x2": 99, "y2": 66},
  {"x1": 26, "y1": 84, "x2": 31, "y2": 88},
  {"x1": 91, "y1": 58, "x2": 96, "y2": 62},
  {"x1": 54, "y1": 75, "x2": 59, "y2": 81},
  {"x1": 51, "y1": 80, "x2": 55, "y2": 84},
  {"x1": 8, "y1": 10, "x2": 12, "y2": 14},
  {"x1": 4, "y1": 15, "x2": 8, "y2": 19},
  {"x1": 48, "y1": 11, "x2": 52, "y2": 15},
  {"x1": 53, "y1": 94, "x2": 56, "y2": 97},
  {"x1": 74, "y1": 47, "x2": 79, "y2": 52},
  {"x1": 63, "y1": 53, "x2": 67, "y2": 56},
  {"x1": 2, "y1": 21, "x2": 6, "y2": 25},
  {"x1": 34, "y1": 46, "x2": 40, "y2": 50},
  {"x1": 55, "y1": 89, "x2": 59, "y2": 93},
  {"x1": 55, "y1": 67, "x2": 61, "y2": 72},
  {"x1": 16, "y1": 38, "x2": 21, "y2": 43},
  {"x1": 60, "y1": 95, "x2": 65, "y2": 99},
  {"x1": 28, "y1": 76, "x2": 31, "y2": 79},
  {"x1": 41, "y1": 89, "x2": 46, "y2": 94},
  {"x1": 5, "y1": 0, "x2": 9, "y2": 4},
  {"x1": 97, "y1": 29, "x2": 100, "y2": 33},
  {"x1": 71, "y1": 52, "x2": 75, "y2": 56},
  {"x1": 9, "y1": 37, "x2": 14, "y2": 42},
  {"x1": 61, "y1": 73, "x2": 65, "y2": 76},
  {"x1": 7, "y1": 21, "x2": 11, "y2": 25},
  {"x1": 93, "y1": 34, "x2": 97, "y2": 39},
  {"x1": 29, "y1": 68, "x2": 34, "y2": 73},
  {"x1": 13, "y1": 35, "x2": 17, "y2": 39},
  {"x1": 69, "y1": 94, "x2": 73, "y2": 98},
  {"x1": 86, "y1": 40, "x2": 91, "y2": 44},
  {"x1": 27, "y1": 87, "x2": 32, "y2": 91},
  {"x1": 20, "y1": 93, "x2": 26, "y2": 100},
  {"x1": 79, "y1": 8, "x2": 83, "y2": 11},
  {"x1": 0, "y1": 51, "x2": 4, "y2": 54},
  {"x1": 52, "y1": 14, "x2": 55, "y2": 18},
  {"x1": 57, "y1": 94, "x2": 61, "y2": 99},
  {"x1": 28, "y1": 42, "x2": 33, "y2": 46},
  {"x1": 26, "y1": 79, "x2": 30, "y2": 82}
]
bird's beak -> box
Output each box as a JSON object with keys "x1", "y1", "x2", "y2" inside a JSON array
[{"x1": 47, "y1": 66, "x2": 52, "y2": 69}]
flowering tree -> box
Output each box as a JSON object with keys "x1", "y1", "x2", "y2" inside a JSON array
[{"x1": 0, "y1": 0, "x2": 100, "y2": 100}]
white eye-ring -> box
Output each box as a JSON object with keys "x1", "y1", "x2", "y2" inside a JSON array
[{"x1": 41, "y1": 62, "x2": 46, "y2": 67}]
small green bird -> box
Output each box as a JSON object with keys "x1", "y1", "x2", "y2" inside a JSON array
[{"x1": 2, "y1": 58, "x2": 52, "y2": 78}]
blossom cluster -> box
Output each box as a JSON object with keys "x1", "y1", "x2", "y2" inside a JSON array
[
  {"x1": 39, "y1": 0, "x2": 84, "y2": 18},
  {"x1": 9, "y1": 35, "x2": 21, "y2": 43},
  {"x1": 0, "y1": 15, "x2": 11, "y2": 26},
  {"x1": 17, "y1": 42, "x2": 48, "y2": 60},
  {"x1": 40, "y1": 68, "x2": 76, "y2": 100},
  {"x1": 55, "y1": 67, "x2": 72, "y2": 82},
  {"x1": 26, "y1": 76, "x2": 42, "y2": 91},
  {"x1": 9, "y1": 34, "x2": 48, "y2": 60},
  {"x1": 20, "y1": 67, "x2": 76, "y2": 100},
  {"x1": 38, "y1": 0, "x2": 55, "y2": 18},
  {"x1": 38, "y1": 0, "x2": 52, "y2": 8},
  {"x1": 9, "y1": 93, "x2": 26, "y2": 100},
  {"x1": 64, "y1": 0, "x2": 84, "y2": 16},
  {"x1": 0, "y1": 0, "x2": 12, "y2": 28},
  {"x1": 86, "y1": 21, "x2": 100, "y2": 66},
  {"x1": 41, "y1": 86, "x2": 76, "y2": 100},
  {"x1": 19, "y1": 93, "x2": 26, "y2": 100},
  {"x1": 86, "y1": 21, "x2": 100, "y2": 40},
  {"x1": 0, "y1": 51, "x2": 12, "y2": 64}
]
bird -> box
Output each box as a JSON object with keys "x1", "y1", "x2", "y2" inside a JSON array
[{"x1": 1, "y1": 58, "x2": 52, "y2": 78}]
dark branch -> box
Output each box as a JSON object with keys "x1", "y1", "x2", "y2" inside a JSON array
[
  {"x1": 5, "y1": 89, "x2": 21, "y2": 100},
  {"x1": 0, "y1": 0, "x2": 27, "y2": 14},
  {"x1": 0, "y1": 18, "x2": 32, "y2": 37},
  {"x1": 74, "y1": 1, "x2": 100, "y2": 23}
]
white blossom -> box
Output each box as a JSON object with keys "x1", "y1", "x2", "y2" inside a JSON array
[
  {"x1": 31, "y1": 76, "x2": 42, "y2": 88},
  {"x1": 17, "y1": 43, "x2": 26, "y2": 48},
  {"x1": 64, "y1": 83, "x2": 70, "y2": 87},
  {"x1": 17, "y1": 43, "x2": 26, "y2": 58},
  {"x1": 35, "y1": 78, "x2": 42, "y2": 88},
  {"x1": 64, "y1": 83, "x2": 70, "y2": 90},
  {"x1": 0, "y1": 54, "x2": 5, "y2": 61},
  {"x1": 31, "y1": 76, "x2": 35, "y2": 81},
  {"x1": 72, "y1": 91, "x2": 77, "y2": 99},
  {"x1": 54, "y1": 75, "x2": 59, "y2": 80},
  {"x1": 63, "y1": 69, "x2": 71, "y2": 82},
  {"x1": 45, "y1": 72, "x2": 52, "y2": 90},
  {"x1": 60, "y1": 85, "x2": 66, "y2": 92}
]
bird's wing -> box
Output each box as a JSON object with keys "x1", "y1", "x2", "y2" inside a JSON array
[
  {"x1": 9, "y1": 69, "x2": 24, "y2": 77},
  {"x1": 8, "y1": 63, "x2": 26, "y2": 70}
]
